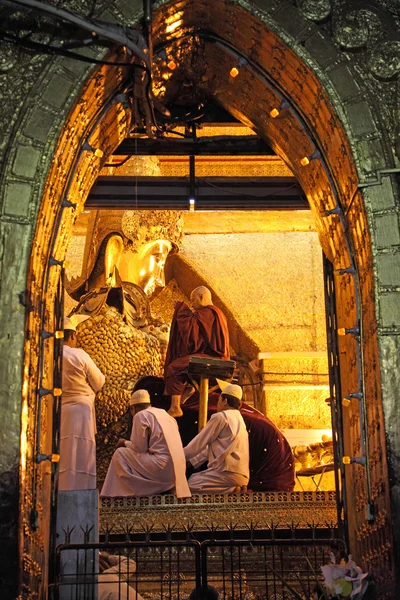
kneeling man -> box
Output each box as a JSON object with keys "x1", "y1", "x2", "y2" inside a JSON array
[
  {"x1": 184, "y1": 383, "x2": 249, "y2": 494},
  {"x1": 101, "y1": 390, "x2": 190, "y2": 498}
]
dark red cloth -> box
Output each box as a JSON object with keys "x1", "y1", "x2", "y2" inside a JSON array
[
  {"x1": 164, "y1": 302, "x2": 230, "y2": 396},
  {"x1": 180, "y1": 393, "x2": 296, "y2": 492},
  {"x1": 134, "y1": 377, "x2": 296, "y2": 492}
]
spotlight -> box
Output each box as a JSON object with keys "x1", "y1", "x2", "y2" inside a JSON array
[
  {"x1": 83, "y1": 142, "x2": 104, "y2": 158},
  {"x1": 189, "y1": 197, "x2": 195, "y2": 212},
  {"x1": 337, "y1": 327, "x2": 360, "y2": 336},
  {"x1": 323, "y1": 206, "x2": 342, "y2": 217},
  {"x1": 39, "y1": 387, "x2": 62, "y2": 397},
  {"x1": 229, "y1": 57, "x2": 247, "y2": 78},
  {"x1": 300, "y1": 149, "x2": 321, "y2": 166},
  {"x1": 347, "y1": 391, "x2": 363, "y2": 400},
  {"x1": 269, "y1": 100, "x2": 289, "y2": 119},
  {"x1": 42, "y1": 329, "x2": 65, "y2": 340},
  {"x1": 342, "y1": 398, "x2": 351, "y2": 407},
  {"x1": 62, "y1": 198, "x2": 77, "y2": 209},
  {"x1": 336, "y1": 266, "x2": 355, "y2": 275},
  {"x1": 155, "y1": 49, "x2": 167, "y2": 62},
  {"x1": 49, "y1": 256, "x2": 63, "y2": 267},
  {"x1": 36, "y1": 453, "x2": 61, "y2": 463},
  {"x1": 343, "y1": 455, "x2": 367, "y2": 466}
]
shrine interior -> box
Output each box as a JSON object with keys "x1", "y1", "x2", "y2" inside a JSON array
[
  {"x1": 64, "y1": 119, "x2": 336, "y2": 496},
  {"x1": 3, "y1": 0, "x2": 399, "y2": 596}
]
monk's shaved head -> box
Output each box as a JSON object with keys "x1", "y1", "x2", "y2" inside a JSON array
[{"x1": 190, "y1": 286, "x2": 212, "y2": 309}]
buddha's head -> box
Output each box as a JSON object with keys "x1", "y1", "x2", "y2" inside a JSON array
[
  {"x1": 66, "y1": 209, "x2": 183, "y2": 300},
  {"x1": 117, "y1": 238, "x2": 173, "y2": 296}
]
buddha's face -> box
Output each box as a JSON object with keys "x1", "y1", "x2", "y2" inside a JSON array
[{"x1": 117, "y1": 240, "x2": 172, "y2": 296}]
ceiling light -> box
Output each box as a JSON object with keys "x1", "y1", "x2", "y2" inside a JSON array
[
  {"x1": 229, "y1": 57, "x2": 248, "y2": 78},
  {"x1": 300, "y1": 149, "x2": 320, "y2": 166},
  {"x1": 269, "y1": 101, "x2": 289, "y2": 119}
]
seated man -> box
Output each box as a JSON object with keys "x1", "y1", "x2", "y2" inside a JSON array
[
  {"x1": 99, "y1": 553, "x2": 144, "y2": 600},
  {"x1": 101, "y1": 389, "x2": 190, "y2": 498},
  {"x1": 164, "y1": 286, "x2": 230, "y2": 418},
  {"x1": 184, "y1": 383, "x2": 249, "y2": 494},
  {"x1": 133, "y1": 376, "x2": 296, "y2": 492}
]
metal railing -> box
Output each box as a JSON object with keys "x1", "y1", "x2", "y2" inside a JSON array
[{"x1": 52, "y1": 526, "x2": 345, "y2": 600}]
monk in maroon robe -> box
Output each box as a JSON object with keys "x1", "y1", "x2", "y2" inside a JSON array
[{"x1": 164, "y1": 286, "x2": 230, "y2": 417}]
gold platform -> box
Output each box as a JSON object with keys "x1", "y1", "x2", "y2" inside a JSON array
[{"x1": 100, "y1": 491, "x2": 338, "y2": 533}]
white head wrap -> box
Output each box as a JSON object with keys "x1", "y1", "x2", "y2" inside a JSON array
[
  {"x1": 129, "y1": 389, "x2": 151, "y2": 406},
  {"x1": 64, "y1": 317, "x2": 76, "y2": 331},
  {"x1": 64, "y1": 314, "x2": 90, "y2": 331},
  {"x1": 217, "y1": 379, "x2": 243, "y2": 400}
]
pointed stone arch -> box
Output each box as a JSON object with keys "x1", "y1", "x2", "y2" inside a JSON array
[{"x1": 0, "y1": 0, "x2": 399, "y2": 597}]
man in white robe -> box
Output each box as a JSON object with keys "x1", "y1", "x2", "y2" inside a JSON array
[
  {"x1": 184, "y1": 383, "x2": 249, "y2": 494},
  {"x1": 100, "y1": 390, "x2": 191, "y2": 498},
  {"x1": 59, "y1": 316, "x2": 105, "y2": 491},
  {"x1": 98, "y1": 554, "x2": 144, "y2": 600}
]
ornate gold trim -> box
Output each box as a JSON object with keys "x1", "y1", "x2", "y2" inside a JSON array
[{"x1": 100, "y1": 491, "x2": 338, "y2": 533}]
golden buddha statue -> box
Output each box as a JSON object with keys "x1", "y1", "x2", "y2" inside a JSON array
[
  {"x1": 67, "y1": 209, "x2": 183, "y2": 325},
  {"x1": 65, "y1": 209, "x2": 183, "y2": 479}
]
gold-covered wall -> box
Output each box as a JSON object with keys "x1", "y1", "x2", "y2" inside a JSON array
[
  {"x1": 66, "y1": 208, "x2": 329, "y2": 437},
  {"x1": 177, "y1": 229, "x2": 326, "y2": 353}
]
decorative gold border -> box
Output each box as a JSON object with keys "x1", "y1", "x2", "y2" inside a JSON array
[{"x1": 100, "y1": 491, "x2": 338, "y2": 533}]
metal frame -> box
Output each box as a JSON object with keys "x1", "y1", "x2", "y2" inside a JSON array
[
  {"x1": 53, "y1": 527, "x2": 345, "y2": 600},
  {"x1": 323, "y1": 255, "x2": 348, "y2": 542}
]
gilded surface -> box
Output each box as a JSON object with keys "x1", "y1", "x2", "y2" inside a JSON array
[
  {"x1": 0, "y1": 0, "x2": 398, "y2": 596},
  {"x1": 19, "y1": 49, "x2": 135, "y2": 597},
  {"x1": 76, "y1": 306, "x2": 167, "y2": 480},
  {"x1": 100, "y1": 491, "x2": 338, "y2": 533},
  {"x1": 66, "y1": 209, "x2": 184, "y2": 296},
  {"x1": 261, "y1": 354, "x2": 330, "y2": 429},
  {"x1": 180, "y1": 232, "x2": 327, "y2": 353}
]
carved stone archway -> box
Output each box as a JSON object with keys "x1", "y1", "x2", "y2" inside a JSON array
[{"x1": 0, "y1": 0, "x2": 399, "y2": 597}]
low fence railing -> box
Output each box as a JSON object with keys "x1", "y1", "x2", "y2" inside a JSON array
[{"x1": 52, "y1": 524, "x2": 345, "y2": 600}]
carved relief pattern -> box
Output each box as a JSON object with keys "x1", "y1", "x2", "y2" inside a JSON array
[
  {"x1": 100, "y1": 491, "x2": 338, "y2": 533},
  {"x1": 296, "y1": 0, "x2": 400, "y2": 80},
  {"x1": 297, "y1": 0, "x2": 332, "y2": 22}
]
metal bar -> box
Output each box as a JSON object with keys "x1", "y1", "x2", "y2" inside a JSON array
[
  {"x1": 323, "y1": 255, "x2": 348, "y2": 541},
  {"x1": 55, "y1": 538, "x2": 346, "y2": 600},
  {"x1": 86, "y1": 176, "x2": 307, "y2": 211},
  {"x1": 198, "y1": 375, "x2": 209, "y2": 432},
  {"x1": 114, "y1": 135, "x2": 275, "y2": 156},
  {"x1": 48, "y1": 267, "x2": 64, "y2": 591}
]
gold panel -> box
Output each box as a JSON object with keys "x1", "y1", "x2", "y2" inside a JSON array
[
  {"x1": 158, "y1": 155, "x2": 294, "y2": 177},
  {"x1": 100, "y1": 491, "x2": 338, "y2": 533}
]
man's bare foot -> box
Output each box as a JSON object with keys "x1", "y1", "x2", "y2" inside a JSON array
[
  {"x1": 181, "y1": 385, "x2": 195, "y2": 404},
  {"x1": 233, "y1": 485, "x2": 247, "y2": 493},
  {"x1": 168, "y1": 406, "x2": 183, "y2": 418}
]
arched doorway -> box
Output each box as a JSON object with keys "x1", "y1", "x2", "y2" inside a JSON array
[{"x1": 0, "y1": 0, "x2": 398, "y2": 597}]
